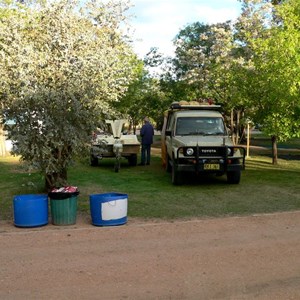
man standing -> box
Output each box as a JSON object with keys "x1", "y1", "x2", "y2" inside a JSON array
[{"x1": 139, "y1": 117, "x2": 154, "y2": 165}]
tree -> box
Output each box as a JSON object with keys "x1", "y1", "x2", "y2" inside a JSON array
[
  {"x1": 112, "y1": 60, "x2": 149, "y2": 133},
  {"x1": 173, "y1": 22, "x2": 221, "y2": 100},
  {"x1": 171, "y1": 21, "x2": 250, "y2": 143},
  {"x1": 113, "y1": 48, "x2": 174, "y2": 132},
  {"x1": 113, "y1": 65, "x2": 168, "y2": 132},
  {"x1": 0, "y1": 0, "x2": 137, "y2": 188},
  {"x1": 236, "y1": 0, "x2": 300, "y2": 163}
]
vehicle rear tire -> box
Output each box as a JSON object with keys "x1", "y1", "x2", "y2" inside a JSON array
[
  {"x1": 90, "y1": 155, "x2": 98, "y2": 167},
  {"x1": 165, "y1": 155, "x2": 172, "y2": 173},
  {"x1": 172, "y1": 162, "x2": 182, "y2": 185},
  {"x1": 227, "y1": 170, "x2": 241, "y2": 184}
]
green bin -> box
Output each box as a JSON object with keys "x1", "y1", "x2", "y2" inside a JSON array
[{"x1": 49, "y1": 192, "x2": 79, "y2": 225}]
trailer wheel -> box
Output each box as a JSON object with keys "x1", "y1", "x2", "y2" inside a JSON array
[
  {"x1": 128, "y1": 154, "x2": 137, "y2": 166},
  {"x1": 90, "y1": 155, "x2": 98, "y2": 167},
  {"x1": 114, "y1": 160, "x2": 120, "y2": 172}
]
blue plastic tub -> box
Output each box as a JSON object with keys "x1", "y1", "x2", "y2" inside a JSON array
[
  {"x1": 13, "y1": 194, "x2": 48, "y2": 227},
  {"x1": 90, "y1": 193, "x2": 128, "y2": 226}
]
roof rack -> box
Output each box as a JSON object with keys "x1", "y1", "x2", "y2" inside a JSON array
[{"x1": 169, "y1": 101, "x2": 221, "y2": 111}]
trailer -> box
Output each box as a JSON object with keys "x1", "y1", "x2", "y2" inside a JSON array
[{"x1": 90, "y1": 119, "x2": 140, "y2": 172}]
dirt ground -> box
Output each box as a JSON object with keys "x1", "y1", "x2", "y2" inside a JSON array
[{"x1": 1, "y1": 211, "x2": 300, "y2": 300}]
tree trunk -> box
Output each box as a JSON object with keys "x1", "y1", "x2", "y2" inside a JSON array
[
  {"x1": 45, "y1": 168, "x2": 68, "y2": 192},
  {"x1": 271, "y1": 135, "x2": 278, "y2": 165},
  {"x1": 236, "y1": 110, "x2": 240, "y2": 145},
  {"x1": 230, "y1": 109, "x2": 235, "y2": 144}
]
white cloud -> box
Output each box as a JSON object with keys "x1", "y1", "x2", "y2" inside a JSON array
[{"x1": 129, "y1": 0, "x2": 242, "y2": 58}]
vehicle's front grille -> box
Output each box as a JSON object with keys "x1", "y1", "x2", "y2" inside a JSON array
[{"x1": 183, "y1": 147, "x2": 226, "y2": 157}]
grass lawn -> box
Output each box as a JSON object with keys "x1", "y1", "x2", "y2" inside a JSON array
[{"x1": 0, "y1": 139, "x2": 299, "y2": 222}]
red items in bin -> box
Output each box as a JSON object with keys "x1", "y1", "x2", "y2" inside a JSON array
[
  {"x1": 49, "y1": 186, "x2": 79, "y2": 200},
  {"x1": 51, "y1": 186, "x2": 78, "y2": 193}
]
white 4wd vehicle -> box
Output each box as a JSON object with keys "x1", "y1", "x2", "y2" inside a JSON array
[{"x1": 161, "y1": 102, "x2": 245, "y2": 185}]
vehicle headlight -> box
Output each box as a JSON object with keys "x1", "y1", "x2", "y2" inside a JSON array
[{"x1": 186, "y1": 148, "x2": 194, "y2": 156}]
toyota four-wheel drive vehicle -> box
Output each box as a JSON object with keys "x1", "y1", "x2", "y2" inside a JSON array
[{"x1": 161, "y1": 101, "x2": 246, "y2": 185}]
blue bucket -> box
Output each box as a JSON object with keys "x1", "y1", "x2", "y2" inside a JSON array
[
  {"x1": 13, "y1": 194, "x2": 48, "y2": 227},
  {"x1": 90, "y1": 193, "x2": 128, "y2": 226}
]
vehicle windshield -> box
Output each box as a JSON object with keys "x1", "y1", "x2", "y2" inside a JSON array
[{"x1": 175, "y1": 117, "x2": 225, "y2": 136}]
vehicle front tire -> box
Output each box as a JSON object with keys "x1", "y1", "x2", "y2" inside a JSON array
[
  {"x1": 172, "y1": 161, "x2": 182, "y2": 185},
  {"x1": 165, "y1": 155, "x2": 172, "y2": 173}
]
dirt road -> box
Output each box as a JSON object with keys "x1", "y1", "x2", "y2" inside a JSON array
[{"x1": 1, "y1": 211, "x2": 300, "y2": 299}]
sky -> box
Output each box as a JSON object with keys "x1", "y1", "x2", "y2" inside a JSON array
[{"x1": 128, "y1": 0, "x2": 242, "y2": 59}]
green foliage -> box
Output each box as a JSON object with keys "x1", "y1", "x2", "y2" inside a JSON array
[
  {"x1": 113, "y1": 50, "x2": 172, "y2": 130},
  {"x1": 112, "y1": 60, "x2": 149, "y2": 130},
  {"x1": 0, "y1": 0, "x2": 137, "y2": 188},
  {"x1": 244, "y1": 0, "x2": 300, "y2": 142},
  {"x1": 173, "y1": 21, "x2": 234, "y2": 101}
]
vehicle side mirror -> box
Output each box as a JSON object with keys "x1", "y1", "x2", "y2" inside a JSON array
[{"x1": 165, "y1": 130, "x2": 171, "y2": 137}]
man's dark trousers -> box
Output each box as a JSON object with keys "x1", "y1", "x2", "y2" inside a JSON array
[{"x1": 141, "y1": 144, "x2": 151, "y2": 165}]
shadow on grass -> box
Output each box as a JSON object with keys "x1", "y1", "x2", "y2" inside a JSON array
[
  {"x1": 88, "y1": 158, "x2": 137, "y2": 172},
  {"x1": 174, "y1": 172, "x2": 228, "y2": 186}
]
